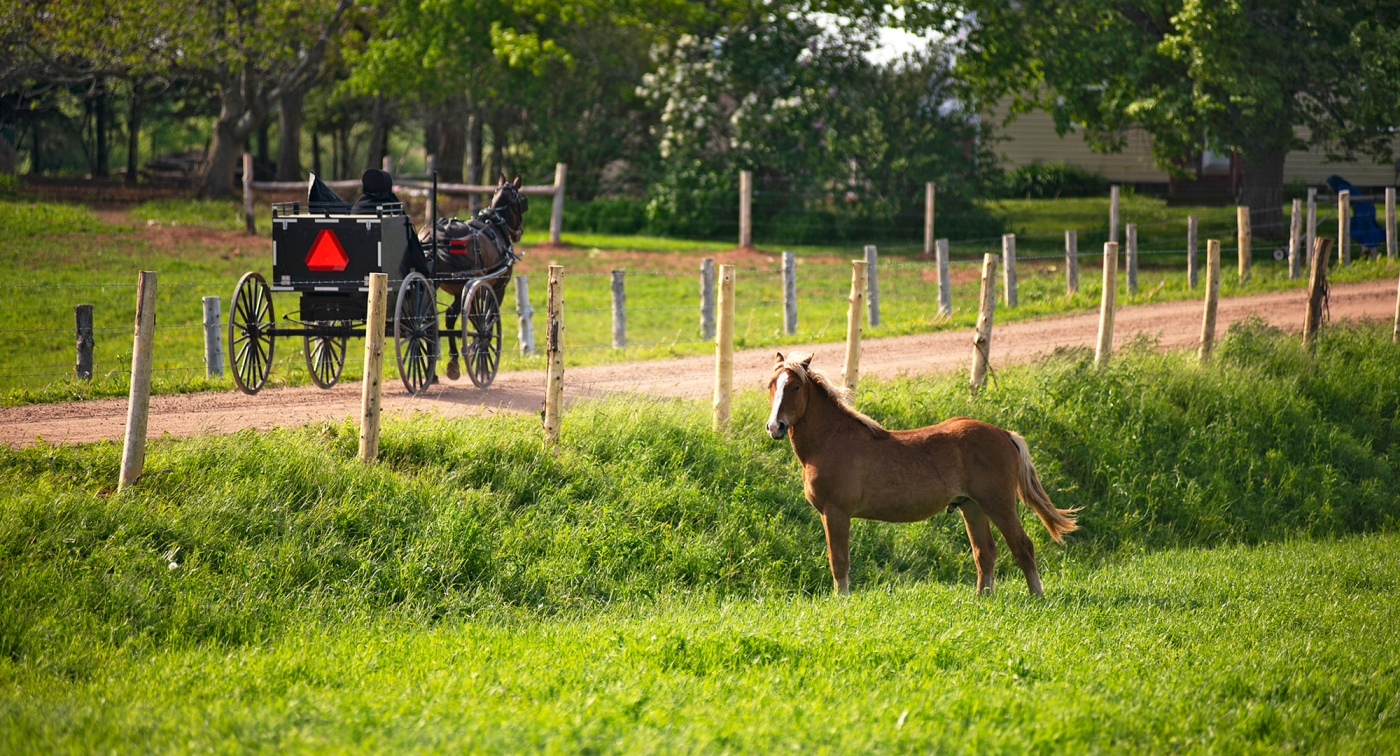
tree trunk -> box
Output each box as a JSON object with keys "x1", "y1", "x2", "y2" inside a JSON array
[
  {"x1": 488, "y1": 115, "x2": 507, "y2": 183},
  {"x1": 30, "y1": 120, "x2": 41, "y2": 174},
  {"x1": 467, "y1": 111, "x2": 483, "y2": 184},
  {"x1": 94, "y1": 87, "x2": 110, "y2": 177},
  {"x1": 1240, "y1": 146, "x2": 1286, "y2": 241},
  {"x1": 365, "y1": 96, "x2": 389, "y2": 172},
  {"x1": 437, "y1": 115, "x2": 465, "y2": 183},
  {"x1": 201, "y1": 102, "x2": 244, "y2": 198},
  {"x1": 311, "y1": 129, "x2": 322, "y2": 177},
  {"x1": 467, "y1": 107, "x2": 483, "y2": 213},
  {"x1": 276, "y1": 89, "x2": 304, "y2": 181},
  {"x1": 423, "y1": 112, "x2": 439, "y2": 170},
  {"x1": 200, "y1": 82, "x2": 262, "y2": 199},
  {"x1": 125, "y1": 91, "x2": 141, "y2": 185}
]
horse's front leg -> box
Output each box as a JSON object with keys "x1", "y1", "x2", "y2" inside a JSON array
[
  {"x1": 822, "y1": 509, "x2": 851, "y2": 596},
  {"x1": 444, "y1": 293, "x2": 462, "y2": 380}
]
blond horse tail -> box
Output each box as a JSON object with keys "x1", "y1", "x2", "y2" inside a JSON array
[{"x1": 1009, "y1": 432, "x2": 1079, "y2": 543}]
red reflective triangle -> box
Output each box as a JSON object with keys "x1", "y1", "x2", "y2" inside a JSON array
[{"x1": 305, "y1": 229, "x2": 349, "y2": 272}]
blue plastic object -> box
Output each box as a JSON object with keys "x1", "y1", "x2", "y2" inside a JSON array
[{"x1": 1325, "y1": 175, "x2": 1386, "y2": 248}]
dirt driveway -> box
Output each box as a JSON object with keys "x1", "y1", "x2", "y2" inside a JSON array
[{"x1": 3, "y1": 278, "x2": 1395, "y2": 447}]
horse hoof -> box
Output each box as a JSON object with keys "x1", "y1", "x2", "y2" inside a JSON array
[{"x1": 446, "y1": 360, "x2": 460, "y2": 380}]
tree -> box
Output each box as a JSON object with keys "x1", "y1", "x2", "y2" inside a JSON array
[
  {"x1": 637, "y1": 10, "x2": 996, "y2": 242},
  {"x1": 935, "y1": 0, "x2": 1400, "y2": 235},
  {"x1": 185, "y1": 0, "x2": 354, "y2": 197}
]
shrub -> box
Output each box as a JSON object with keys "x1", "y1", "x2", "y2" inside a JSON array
[{"x1": 1002, "y1": 161, "x2": 1108, "y2": 199}]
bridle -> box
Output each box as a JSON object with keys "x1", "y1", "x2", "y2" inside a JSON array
[{"x1": 486, "y1": 183, "x2": 527, "y2": 243}]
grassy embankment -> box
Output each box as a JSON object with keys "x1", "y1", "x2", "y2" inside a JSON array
[
  {"x1": 3, "y1": 195, "x2": 1396, "y2": 404},
  {"x1": 2, "y1": 322, "x2": 1398, "y2": 750}
]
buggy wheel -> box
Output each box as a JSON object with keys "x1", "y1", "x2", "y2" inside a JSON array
[
  {"x1": 229, "y1": 271, "x2": 275, "y2": 395},
  {"x1": 303, "y1": 323, "x2": 348, "y2": 389},
  {"x1": 394, "y1": 272, "x2": 439, "y2": 394},
  {"x1": 462, "y1": 280, "x2": 502, "y2": 389}
]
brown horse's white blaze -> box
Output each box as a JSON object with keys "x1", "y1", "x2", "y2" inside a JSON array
[{"x1": 765, "y1": 352, "x2": 1079, "y2": 596}]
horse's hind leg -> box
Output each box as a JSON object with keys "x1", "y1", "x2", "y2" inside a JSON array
[
  {"x1": 444, "y1": 294, "x2": 462, "y2": 380},
  {"x1": 958, "y1": 501, "x2": 998, "y2": 595},
  {"x1": 984, "y1": 502, "x2": 1044, "y2": 597}
]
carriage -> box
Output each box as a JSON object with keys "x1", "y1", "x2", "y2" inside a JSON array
[{"x1": 227, "y1": 183, "x2": 520, "y2": 396}]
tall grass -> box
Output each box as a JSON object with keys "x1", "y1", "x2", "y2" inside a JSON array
[{"x1": 2, "y1": 321, "x2": 1398, "y2": 673}]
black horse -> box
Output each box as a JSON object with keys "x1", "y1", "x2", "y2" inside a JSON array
[{"x1": 419, "y1": 176, "x2": 528, "y2": 381}]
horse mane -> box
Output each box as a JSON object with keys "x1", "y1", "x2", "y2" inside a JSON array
[{"x1": 779, "y1": 353, "x2": 885, "y2": 433}]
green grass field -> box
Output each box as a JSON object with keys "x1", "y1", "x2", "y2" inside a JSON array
[
  {"x1": 2, "y1": 322, "x2": 1398, "y2": 750},
  {"x1": 3, "y1": 195, "x2": 1396, "y2": 405}
]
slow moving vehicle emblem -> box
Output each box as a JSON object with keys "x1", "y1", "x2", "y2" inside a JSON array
[{"x1": 305, "y1": 229, "x2": 349, "y2": 271}]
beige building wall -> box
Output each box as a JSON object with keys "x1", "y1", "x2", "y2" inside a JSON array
[{"x1": 992, "y1": 106, "x2": 1399, "y2": 186}]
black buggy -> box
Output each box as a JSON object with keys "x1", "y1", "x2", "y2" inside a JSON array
[{"x1": 228, "y1": 184, "x2": 519, "y2": 396}]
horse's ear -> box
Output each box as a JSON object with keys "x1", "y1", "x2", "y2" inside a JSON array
[
  {"x1": 497, "y1": 174, "x2": 505, "y2": 187},
  {"x1": 513, "y1": 176, "x2": 522, "y2": 189},
  {"x1": 799, "y1": 353, "x2": 813, "y2": 369},
  {"x1": 776, "y1": 351, "x2": 785, "y2": 363}
]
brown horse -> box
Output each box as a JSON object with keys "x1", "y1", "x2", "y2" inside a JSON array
[
  {"x1": 764, "y1": 352, "x2": 1079, "y2": 596},
  {"x1": 421, "y1": 176, "x2": 527, "y2": 380}
]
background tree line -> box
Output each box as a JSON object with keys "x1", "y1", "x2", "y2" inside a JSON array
[{"x1": 3, "y1": 0, "x2": 1397, "y2": 242}]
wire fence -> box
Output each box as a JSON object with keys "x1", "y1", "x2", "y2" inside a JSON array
[{"x1": 3, "y1": 191, "x2": 1394, "y2": 454}]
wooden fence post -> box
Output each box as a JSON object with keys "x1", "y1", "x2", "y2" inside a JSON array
[
  {"x1": 1306, "y1": 187, "x2": 1317, "y2": 265},
  {"x1": 242, "y1": 152, "x2": 256, "y2": 236},
  {"x1": 924, "y1": 182, "x2": 935, "y2": 258},
  {"x1": 864, "y1": 245, "x2": 880, "y2": 327},
  {"x1": 118, "y1": 271, "x2": 157, "y2": 490},
  {"x1": 425, "y1": 155, "x2": 436, "y2": 223},
  {"x1": 1393, "y1": 263, "x2": 1400, "y2": 343},
  {"x1": 550, "y1": 163, "x2": 567, "y2": 245},
  {"x1": 1236, "y1": 206, "x2": 1251, "y2": 283},
  {"x1": 1126, "y1": 223, "x2": 1138, "y2": 295},
  {"x1": 1383, "y1": 187, "x2": 1394, "y2": 261},
  {"x1": 782, "y1": 250, "x2": 797, "y2": 335},
  {"x1": 381, "y1": 155, "x2": 392, "y2": 173},
  {"x1": 544, "y1": 265, "x2": 564, "y2": 444},
  {"x1": 1187, "y1": 215, "x2": 1199, "y2": 289},
  {"x1": 713, "y1": 264, "x2": 736, "y2": 429},
  {"x1": 1065, "y1": 230, "x2": 1079, "y2": 296},
  {"x1": 970, "y1": 253, "x2": 998, "y2": 393},
  {"x1": 1338, "y1": 190, "x2": 1350, "y2": 266},
  {"x1": 610, "y1": 269, "x2": 626, "y2": 348},
  {"x1": 1002, "y1": 233, "x2": 1017, "y2": 307},
  {"x1": 75, "y1": 303, "x2": 93, "y2": 381},
  {"x1": 700, "y1": 258, "x2": 715, "y2": 340},
  {"x1": 1304, "y1": 238, "x2": 1333, "y2": 349},
  {"x1": 358, "y1": 273, "x2": 387, "y2": 463},
  {"x1": 738, "y1": 170, "x2": 753, "y2": 248},
  {"x1": 202, "y1": 295, "x2": 223, "y2": 377},
  {"x1": 1386, "y1": 187, "x2": 1396, "y2": 260},
  {"x1": 515, "y1": 275, "x2": 534, "y2": 355},
  {"x1": 1199, "y1": 239, "x2": 1221, "y2": 363},
  {"x1": 1289, "y1": 200, "x2": 1303, "y2": 280},
  {"x1": 841, "y1": 260, "x2": 867, "y2": 391},
  {"x1": 1109, "y1": 185, "x2": 1120, "y2": 244},
  {"x1": 936, "y1": 238, "x2": 951, "y2": 317},
  {"x1": 1095, "y1": 243, "x2": 1119, "y2": 368}
]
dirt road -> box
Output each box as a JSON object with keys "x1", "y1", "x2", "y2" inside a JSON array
[{"x1": 4, "y1": 278, "x2": 1395, "y2": 447}]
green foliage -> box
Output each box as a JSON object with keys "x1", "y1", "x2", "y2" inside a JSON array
[
  {"x1": 1000, "y1": 161, "x2": 1107, "y2": 199},
  {"x1": 638, "y1": 18, "x2": 1001, "y2": 244},
  {"x1": 947, "y1": 0, "x2": 1400, "y2": 207}
]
